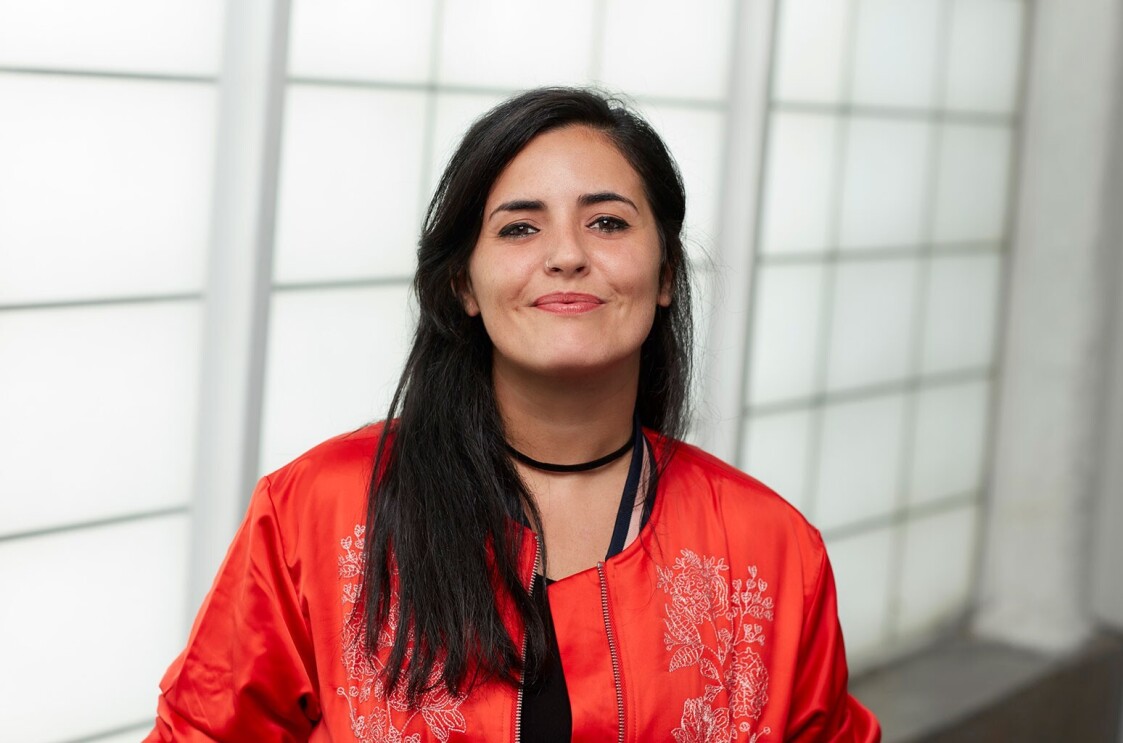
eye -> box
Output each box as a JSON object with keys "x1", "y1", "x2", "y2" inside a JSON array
[
  {"x1": 498, "y1": 222, "x2": 539, "y2": 239},
  {"x1": 590, "y1": 215, "x2": 629, "y2": 233}
]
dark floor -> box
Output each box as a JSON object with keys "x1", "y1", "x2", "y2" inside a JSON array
[{"x1": 851, "y1": 631, "x2": 1123, "y2": 743}]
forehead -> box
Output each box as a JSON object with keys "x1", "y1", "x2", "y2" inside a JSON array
[{"x1": 486, "y1": 125, "x2": 645, "y2": 201}]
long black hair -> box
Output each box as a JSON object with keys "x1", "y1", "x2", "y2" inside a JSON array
[{"x1": 359, "y1": 87, "x2": 693, "y2": 704}]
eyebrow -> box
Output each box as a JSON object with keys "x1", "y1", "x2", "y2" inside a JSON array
[
  {"x1": 487, "y1": 192, "x2": 638, "y2": 222},
  {"x1": 579, "y1": 191, "x2": 638, "y2": 211}
]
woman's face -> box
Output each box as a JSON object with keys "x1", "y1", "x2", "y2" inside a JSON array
[{"x1": 462, "y1": 124, "x2": 671, "y2": 382}]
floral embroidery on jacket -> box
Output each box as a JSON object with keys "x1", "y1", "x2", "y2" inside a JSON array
[
  {"x1": 337, "y1": 525, "x2": 467, "y2": 742},
  {"x1": 657, "y1": 549, "x2": 775, "y2": 743}
]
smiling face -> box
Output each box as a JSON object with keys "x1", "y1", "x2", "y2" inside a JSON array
[{"x1": 462, "y1": 125, "x2": 671, "y2": 383}]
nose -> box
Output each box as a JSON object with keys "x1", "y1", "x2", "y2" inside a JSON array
[{"x1": 544, "y1": 224, "x2": 589, "y2": 275}]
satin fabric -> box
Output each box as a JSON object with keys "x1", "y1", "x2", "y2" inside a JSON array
[{"x1": 146, "y1": 424, "x2": 880, "y2": 742}]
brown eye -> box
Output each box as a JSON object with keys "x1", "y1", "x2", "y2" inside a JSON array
[
  {"x1": 591, "y1": 216, "x2": 628, "y2": 233},
  {"x1": 498, "y1": 222, "x2": 539, "y2": 238}
]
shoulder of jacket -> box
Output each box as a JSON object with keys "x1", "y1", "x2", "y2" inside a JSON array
[{"x1": 261, "y1": 421, "x2": 388, "y2": 510}]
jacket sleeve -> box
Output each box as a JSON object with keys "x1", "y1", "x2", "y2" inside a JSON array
[
  {"x1": 785, "y1": 535, "x2": 881, "y2": 742},
  {"x1": 145, "y1": 477, "x2": 321, "y2": 742}
]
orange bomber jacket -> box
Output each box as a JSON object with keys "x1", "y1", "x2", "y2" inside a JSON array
[{"x1": 147, "y1": 424, "x2": 881, "y2": 742}]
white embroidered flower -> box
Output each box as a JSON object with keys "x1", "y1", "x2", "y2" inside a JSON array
[{"x1": 660, "y1": 549, "x2": 774, "y2": 742}]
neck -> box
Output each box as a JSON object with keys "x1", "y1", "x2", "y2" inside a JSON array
[{"x1": 493, "y1": 358, "x2": 639, "y2": 467}]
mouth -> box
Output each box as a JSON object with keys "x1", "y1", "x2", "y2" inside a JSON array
[{"x1": 532, "y1": 292, "x2": 605, "y2": 315}]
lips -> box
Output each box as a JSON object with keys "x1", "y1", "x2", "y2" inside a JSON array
[{"x1": 532, "y1": 292, "x2": 605, "y2": 315}]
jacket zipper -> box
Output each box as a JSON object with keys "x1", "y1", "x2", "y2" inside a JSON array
[
  {"x1": 597, "y1": 561, "x2": 626, "y2": 743},
  {"x1": 514, "y1": 535, "x2": 541, "y2": 743}
]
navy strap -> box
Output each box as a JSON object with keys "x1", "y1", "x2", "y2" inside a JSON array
[{"x1": 605, "y1": 418, "x2": 646, "y2": 559}]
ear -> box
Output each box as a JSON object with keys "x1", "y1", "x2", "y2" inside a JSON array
[
  {"x1": 657, "y1": 267, "x2": 673, "y2": 308},
  {"x1": 454, "y1": 276, "x2": 481, "y2": 316}
]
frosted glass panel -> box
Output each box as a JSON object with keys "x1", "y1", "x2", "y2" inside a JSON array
[
  {"x1": 0, "y1": 515, "x2": 189, "y2": 742},
  {"x1": 438, "y1": 0, "x2": 596, "y2": 88},
  {"x1": 850, "y1": 0, "x2": 941, "y2": 109},
  {"x1": 933, "y1": 124, "x2": 1013, "y2": 244},
  {"x1": 945, "y1": 0, "x2": 1024, "y2": 114},
  {"x1": 288, "y1": 0, "x2": 436, "y2": 82},
  {"x1": 637, "y1": 104, "x2": 724, "y2": 258},
  {"x1": 772, "y1": 0, "x2": 852, "y2": 104},
  {"x1": 690, "y1": 266, "x2": 716, "y2": 416},
  {"x1": 260, "y1": 285, "x2": 414, "y2": 474},
  {"x1": 275, "y1": 87, "x2": 427, "y2": 283},
  {"x1": 826, "y1": 259, "x2": 919, "y2": 392},
  {"x1": 815, "y1": 393, "x2": 906, "y2": 530},
  {"x1": 741, "y1": 408, "x2": 814, "y2": 515},
  {"x1": 910, "y1": 381, "x2": 990, "y2": 505},
  {"x1": 897, "y1": 505, "x2": 978, "y2": 637},
  {"x1": 760, "y1": 112, "x2": 839, "y2": 254},
  {"x1": 0, "y1": 75, "x2": 214, "y2": 303},
  {"x1": 426, "y1": 91, "x2": 508, "y2": 199},
  {"x1": 599, "y1": 0, "x2": 734, "y2": 100},
  {"x1": 0, "y1": 302, "x2": 200, "y2": 537},
  {"x1": 0, "y1": 0, "x2": 223, "y2": 75},
  {"x1": 922, "y1": 253, "x2": 1002, "y2": 374},
  {"x1": 827, "y1": 527, "x2": 893, "y2": 659},
  {"x1": 839, "y1": 117, "x2": 931, "y2": 250},
  {"x1": 747, "y1": 263, "x2": 826, "y2": 405}
]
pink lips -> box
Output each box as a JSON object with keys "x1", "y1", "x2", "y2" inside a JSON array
[{"x1": 532, "y1": 292, "x2": 605, "y2": 315}]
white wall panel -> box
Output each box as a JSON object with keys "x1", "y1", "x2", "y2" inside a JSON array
[
  {"x1": 827, "y1": 527, "x2": 894, "y2": 659},
  {"x1": 839, "y1": 117, "x2": 931, "y2": 250},
  {"x1": 741, "y1": 409, "x2": 814, "y2": 515},
  {"x1": 944, "y1": 0, "x2": 1024, "y2": 114},
  {"x1": 0, "y1": 0, "x2": 223, "y2": 75},
  {"x1": 0, "y1": 302, "x2": 200, "y2": 537},
  {"x1": 826, "y1": 259, "x2": 919, "y2": 392},
  {"x1": 921, "y1": 253, "x2": 1002, "y2": 374},
  {"x1": 814, "y1": 393, "x2": 906, "y2": 530},
  {"x1": 897, "y1": 505, "x2": 978, "y2": 637},
  {"x1": 747, "y1": 264, "x2": 826, "y2": 405},
  {"x1": 760, "y1": 112, "x2": 839, "y2": 254},
  {"x1": 850, "y1": 0, "x2": 941, "y2": 109},
  {"x1": 637, "y1": 104, "x2": 725, "y2": 259},
  {"x1": 933, "y1": 124, "x2": 1013, "y2": 244},
  {"x1": 0, "y1": 75, "x2": 214, "y2": 303},
  {"x1": 0, "y1": 515, "x2": 189, "y2": 742},
  {"x1": 259, "y1": 285, "x2": 413, "y2": 475},
  {"x1": 772, "y1": 0, "x2": 852, "y2": 104},
  {"x1": 288, "y1": 0, "x2": 436, "y2": 82},
  {"x1": 438, "y1": 0, "x2": 596, "y2": 88},
  {"x1": 275, "y1": 87, "x2": 427, "y2": 282},
  {"x1": 599, "y1": 0, "x2": 734, "y2": 101},
  {"x1": 909, "y1": 381, "x2": 990, "y2": 506},
  {"x1": 426, "y1": 91, "x2": 508, "y2": 199}
]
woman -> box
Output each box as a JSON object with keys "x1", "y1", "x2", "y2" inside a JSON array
[{"x1": 148, "y1": 87, "x2": 879, "y2": 742}]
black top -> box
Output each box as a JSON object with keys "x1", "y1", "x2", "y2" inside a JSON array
[{"x1": 519, "y1": 426, "x2": 653, "y2": 742}]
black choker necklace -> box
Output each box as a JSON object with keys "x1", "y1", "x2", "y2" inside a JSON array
[{"x1": 506, "y1": 434, "x2": 634, "y2": 473}]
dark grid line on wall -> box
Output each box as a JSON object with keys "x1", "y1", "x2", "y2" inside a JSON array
[
  {"x1": 0, "y1": 65, "x2": 216, "y2": 84},
  {"x1": 821, "y1": 489, "x2": 979, "y2": 544},
  {"x1": 757, "y1": 240, "x2": 1006, "y2": 267},
  {"x1": 795, "y1": 0, "x2": 863, "y2": 529},
  {"x1": 884, "y1": 0, "x2": 956, "y2": 645},
  {"x1": 0, "y1": 292, "x2": 203, "y2": 313},
  {"x1": 745, "y1": 365, "x2": 994, "y2": 418},
  {"x1": 284, "y1": 77, "x2": 730, "y2": 112},
  {"x1": 0, "y1": 506, "x2": 189, "y2": 545}
]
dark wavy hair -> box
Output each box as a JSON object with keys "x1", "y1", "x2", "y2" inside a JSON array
[{"x1": 360, "y1": 87, "x2": 693, "y2": 704}]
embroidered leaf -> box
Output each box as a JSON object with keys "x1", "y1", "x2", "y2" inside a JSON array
[
  {"x1": 669, "y1": 644, "x2": 703, "y2": 671},
  {"x1": 700, "y1": 658, "x2": 721, "y2": 682},
  {"x1": 704, "y1": 683, "x2": 723, "y2": 703}
]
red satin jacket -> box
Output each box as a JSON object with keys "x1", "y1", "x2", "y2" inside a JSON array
[{"x1": 147, "y1": 425, "x2": 880, "y2": 742}]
